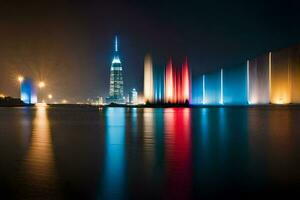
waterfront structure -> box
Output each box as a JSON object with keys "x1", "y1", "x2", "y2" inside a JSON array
[
  {"x1": 20, "y1": 78, "x2": 37, "y2": 104},
  {"x1": 129, "y1": 88, "x2": 138, "y2": 104},
  {"x1": 192, "y1": 43, "x2": 300, "y2": 105},
  {"x1": 99, "y1": 97, "x2": 104, "y2": 105},
  {"x1": 87, "y1": 97, "x2": 104, "y2": 105},
  {"x1": 106, "y1": 36, "x2": 125, "y2": 104}
]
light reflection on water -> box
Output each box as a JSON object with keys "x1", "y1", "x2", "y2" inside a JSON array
[
  {"x1": 164, "y1": 108, "x2": 192, "y2": 199},
  {"x1": 100, "y1": 108, "x2": 126, "y2": 199},
  {"x1": 143, "y1": 108, "x2": 155, "y2": 173},
  {"x1": 17, "y1": 106, "x2": 59, "y2": 199},
  {"x1": 0, "y1": 106, "x2": 300, "y2": 199}
]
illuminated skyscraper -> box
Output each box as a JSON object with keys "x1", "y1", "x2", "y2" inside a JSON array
[{"x1": 106, "y1": 36, "x2": 125, "y2": 104}]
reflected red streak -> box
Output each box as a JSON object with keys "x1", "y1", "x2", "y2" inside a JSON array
[{"x1": 164, "y1": 108, "x2": 192, "y2": 199}]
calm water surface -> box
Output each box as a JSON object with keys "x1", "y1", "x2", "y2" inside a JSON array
[{"x1": 0, "y1": 106, "x2": 300, "y2": 199}]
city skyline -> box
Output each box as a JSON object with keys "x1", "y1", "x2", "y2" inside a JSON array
[{"x1": 1, "y1": 0, "x2": 300, "y2": 103}]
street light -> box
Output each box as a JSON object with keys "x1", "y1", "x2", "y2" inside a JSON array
[
  {"x1": 48, "y1": 94, "x2": 53, "y2": 99},
  {"x1": 38, "y1": 81, "x2": 45, "y2": 103},
  {"x1": 18, "y1": 76, "x2": 24, "y2": 83},
  {"x1": 17, "y1": 75, "x2": 24, "y2": 99},
  {"x1": 38, "y1": 81, "x2": 45, "y2": 88}
]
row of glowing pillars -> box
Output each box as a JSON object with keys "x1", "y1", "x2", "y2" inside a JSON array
[
  {"x1": 201, "y1": 68, "x2": 250, "y2": 105},
  {"x1": 200, "y1": 60, "x2": 288, "y2": 105},
  {"x1": 201, "y1": 69, "x2": 224, "y2": 105}
]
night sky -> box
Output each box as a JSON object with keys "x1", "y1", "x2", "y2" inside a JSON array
[{"x1": 1, "y1": 0, "x2": 300, "y2": 102}]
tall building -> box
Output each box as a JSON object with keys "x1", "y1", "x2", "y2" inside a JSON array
[{"x1": 106, "y1": 36, "x2": 125, "y2": 104}]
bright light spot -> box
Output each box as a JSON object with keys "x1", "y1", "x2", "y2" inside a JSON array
[
  {"x1": 18, "y1": 76, "x2": 24, "y2": 83},
  {"x1": 62, "y1": 99, "x2": 68, "y2": 104},
  {"x1": 112, "y1": 57, "x2": 121, "y2": 64},
  {"x1": 38, "y1": 81, "x2": 45, "y2": 88},
  {"x1": 48, "y1": 94, "x2": 53, "y2": 99},
  {"x1": 0, "y1": 94, "x2": 5, "y2": 98}
]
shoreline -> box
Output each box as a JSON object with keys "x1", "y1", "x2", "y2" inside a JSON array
[{"x1": 2, "y1": 103, "x2": 300, "y2": 108}]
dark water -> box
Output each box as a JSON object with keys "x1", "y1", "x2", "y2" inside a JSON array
[{"x1": 0, "y1": 106, "x2": 300, "y2": 199}]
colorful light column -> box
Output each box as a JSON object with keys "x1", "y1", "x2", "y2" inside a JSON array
[
  {"x1": 220, "y1": 68, "x2": 224, "y2": 104},
  {"x1": 181, "y1": 58, "x2": 190, "y2": 103},
  {"x1": 143, "y1": 56, "x2": 191, "y2": 105},
  {"x1": 165, "y1": 59, "x2": 174, "y2": 103},
  {"x1": 248, "y1": 53, "x2": 270, "y2": 104},
  {"x1": 205, "y1": 70, "x2": 222, "y2": 105},
  {"x1": 144, "y1": 54, "x2": 154, "y2": 103},
  {"x1": 203, "y1": 75, "x2": 206, "y2": 104},
  {"x1": 191, "y1": 75, "x2": 203, "y2": 105},
  {"x1": 153, "y1": 65, "x2": 165, "y2": 103},
  {"x1": 289, "y1": 45, "x2": 300, "y2": 103},
  {"x1": 270, "y1": 48, "x2": 291, "y2": 104},
  {"x1": 223, "y1": 64, "x2": 248, "y2": 105}
]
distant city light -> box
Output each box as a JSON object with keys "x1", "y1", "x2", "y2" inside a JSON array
[
  {"x1": 48, "y1": 94, "x2": 53, "y2": 99},
  {"x1": 62, "y1": 99, "x2": 68, "y2": 104},
  {"x1": 0, "y1": 94, "x2": 5, "y2": 98}
]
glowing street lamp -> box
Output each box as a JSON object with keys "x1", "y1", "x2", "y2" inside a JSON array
[
  {"x1": 38, "y1": 81, "x2": 45, "y2": 88},
  {"x1": 17, "y1": 75, "x2": 24, "y2": 99},
  {"x1": 18, "y1": 76, "x2": 24, "y2": 83},
  {"x1": 38, "y1": 81, "x2": 46, "y2": 103}
]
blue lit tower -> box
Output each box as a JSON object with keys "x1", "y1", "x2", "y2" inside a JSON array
[
  {"x1": 106, "y1": 36, "x2": 125, "y2": 104},
  {"x1": 20, "y1": 78, "x2": 37, "y2": 104}
]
